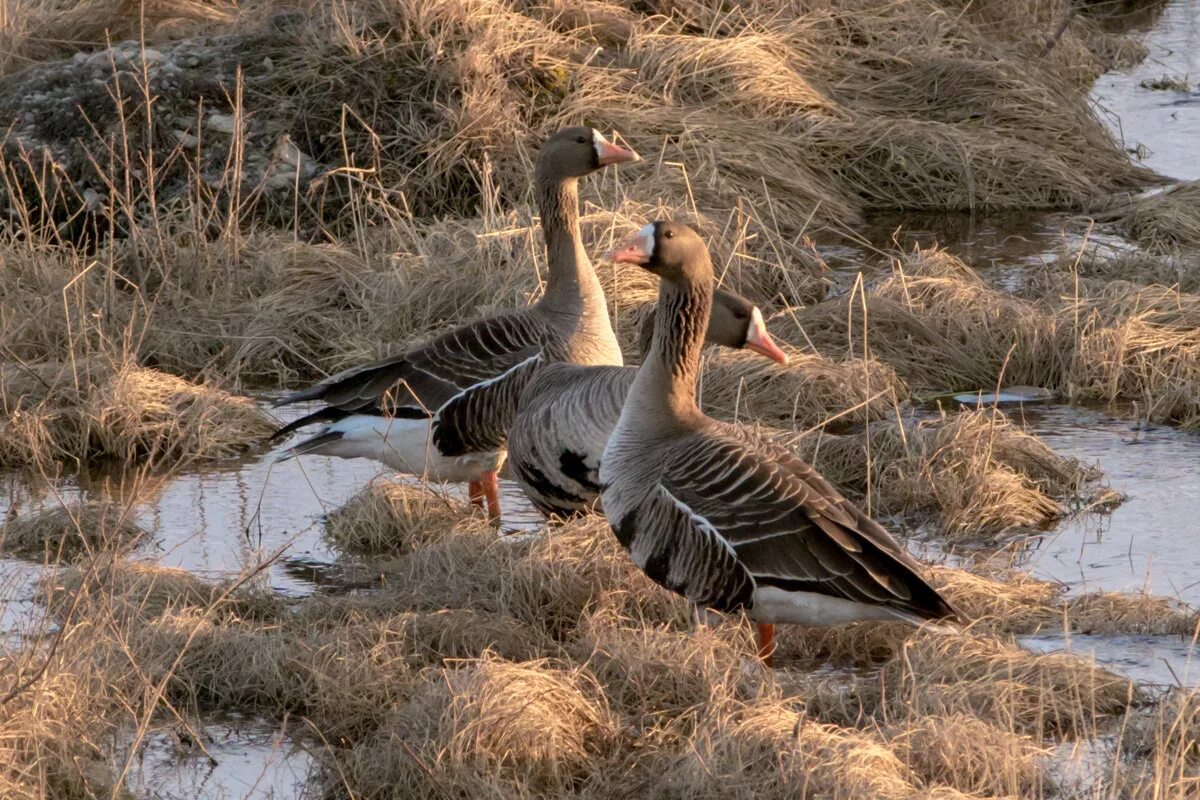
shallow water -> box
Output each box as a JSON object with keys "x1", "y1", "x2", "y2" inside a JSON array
[
  {"x1": 1013, "y1": 405, "x2": 1200, "y2": 606},
  {"x1": 117, "y1": 717, "x2": 312, "y2": 800},
  {"x1": 1093, "y1": 0, "x2": 1200, "y2": 181}
]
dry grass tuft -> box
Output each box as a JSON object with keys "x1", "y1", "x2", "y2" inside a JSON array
[
  {"x1": 1121, "y1": 689, "x2": 1200, "y2": 798},
  {"x1": 43, "y1": 555, "x2": 283, "y2": 624},
  {"x1": 701, "y1": 346, "x2": 907, "y2": 429},
  {"x1": 869, "y1": 633, "x2": 1136, "y2": 738},
  {"x1": 0, "y1": 500, "x2": 143, "y2": 561},
  {"x1": 1088, "y1": 181, "x2": 1200, "y2": 250},
  {"x1": 329, "y1": 657, "x2": 618, "y2": 797},
  {"x1": 883, "y1": 712, "x2": 1049, "y2": 797},
  {"x1": 668, "y1": 702, "x2": 920, "y2": 800},
  {"x1": 0, "y1": 359, "x2": 273, "y2": 469},
  {"x1": 1072, "y1": 316, "x2": 1200, "y2": 428},
  {"x1": 572, "y1": 609, "x2": 760, "y2": 724},
  {"x1": 772, "y1": 408, "x2": 1095, "y2": 540},
  {"x1": 323, "y1": 479, "x2": 479, "y2": 556},
  {"x1": 784, "y1": 246, "x2": 1069, "y2": 394}
]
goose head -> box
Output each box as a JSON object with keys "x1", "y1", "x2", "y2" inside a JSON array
[
  {"x1": 538, "y1": 127, "x2": 640, "y2": 180},
  {"x1": 637, "y1": 287, "x2": 789, "y2": 364}
]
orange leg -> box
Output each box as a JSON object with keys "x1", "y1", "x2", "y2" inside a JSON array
[
  {"x1": 481, "y1": 471, "x2": 501, "y2": 523},
  {"x1": 468, "y1": 480, "x2": 484, "y2": 510},
  {"x1": 756, "y1": 623, "x2": 776, "y2": 667}
]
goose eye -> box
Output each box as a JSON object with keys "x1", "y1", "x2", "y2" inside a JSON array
[
  {"x1": 576, "y1": 135, "x2": 588, "y2": 144},
  {"x1": 663, "y1": 230, "x2": 675, "y2": 239}
]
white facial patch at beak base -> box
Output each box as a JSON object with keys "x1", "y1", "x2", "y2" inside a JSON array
[
  {"x1": 592, "y1": 129, "x2": 641, "y2": 166},
  {"x1": 636, "y1": 222, "x2": 656, "y2": 260}
]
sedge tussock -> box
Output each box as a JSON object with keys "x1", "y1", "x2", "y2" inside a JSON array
[
  {"x1": 0, "y1": 632, "x2": 132, "y2": 800},
  {"x1": 327, "y1": 657, "x2": 619, "y2": 797},
  {"x1": 774, "y1": 408, "x2": 1094, "y2": 540},
  {"x1": 323, "y1": 479, "x2": 480, "y2": 556},
  {"x1": 701, "y1": 346, "x2": 906, "y2": 429},
  {"x1": 1120, "y1": 689, "x2": 1200, "y2": 798},
  {"x1": 571, "y1": 608, "x2": 763, "y2": 726},
  {"x1": 0, "y1": 500, "x2": 144, "y2": 561},
  {"x1": 1087, "y1": 181, "x2": 1200, "y2": 251},
  {"x1": 43, "y1": 555, "x2": 283, "y2": 624},
  {"x1": 869, "y1": 633, "x2": 1137, "y2": 739},
  {"x1": 665, "y1": 702, "x2": 920, "y2": 800},
  {"x1": 1072, "y1": 316, "x2": 1200, "y2": 428},
  {"x1": 884, "y1": 712, "x2": 1049, "y2": 797},
  {"x1": 0, "y1": 359, "x2": 273, "y2": 469},
  {"x1": 782, "y1": 246, "x2": 1068, "y2": 394}
]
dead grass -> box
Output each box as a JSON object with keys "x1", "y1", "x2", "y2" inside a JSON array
[
  {"x1": 1087, "y1": 181, "x2": 1200, "y2": 250},
  {"x1": 344, "y1": 657, "x2": 618, "y2": 796},
  {"x1": 1120, "y1": 689, "x2": 1200, "y2": 798},
  {"x1": 0, "y1": 500, "x2": 143, "y2": 561},
  {"x1": 797, "y1": 630, "x2": 1140, "y2": 739},
  {"x1": 883, "y1": 712, "x2": 1049, "y2": 797},
  {"x1": 323, "y1": 479, "x2": 479, "y2": 556},
  {"x1": 766, "y1": 408, "x2": 1096, "y2": 540},
  {"x1": 701, "y1": 346, "x2": 907, "y2": 429},
  {"x1": 781, "y1": 246, "x2": 1070, "y2": 395},
  {"x1": 0, "y1": 358, "x2": 274, "y2": 469}
]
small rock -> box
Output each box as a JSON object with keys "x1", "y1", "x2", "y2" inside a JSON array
[
  {"x1": 265, "y1": 169, "x2": 298, "y2": 190},
  {"x1": 205, "y1": 113, "x2": 240, "y2": 135},
  {"x1": 82, "y1": 188, "x2": 103, "y2": 210},
  {"x1": 262, "y1": 57, "x2": 274, "y2": 72},
  {"x1": 272, "y1": 136, "x2": 316, "y2": 176},
  {"x1": 171, "y1": 130, "x2": 199, "y2": 148}
]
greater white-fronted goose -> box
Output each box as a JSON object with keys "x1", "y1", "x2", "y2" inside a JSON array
[
  {"x1": 599, "y1": 222, "x2": 962, "y2": 663},
  {"x1": 270, "y1": 127, "x2": 639, "y2": 519},
  {"x1": 508, "y1": 287, "x2": 787, "y2": 519}
]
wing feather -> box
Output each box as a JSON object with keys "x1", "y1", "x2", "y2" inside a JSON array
[{"x1": 656, "y1": 432, "x2": 958, "y2": 622}]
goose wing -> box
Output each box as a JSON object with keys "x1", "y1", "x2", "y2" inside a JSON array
[
  {"x1": 272, "y1": 311, "x2": 546, "y2": 453},
  {"x1": 623, "y1": 431, "x2": 958, "y2": 622}
]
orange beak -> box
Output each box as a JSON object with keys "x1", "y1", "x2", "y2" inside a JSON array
[
  {"x1": 595, "y1": 131, "x2": 640, "y2": 167},
  {"x1": 606, "y1": 227, "x2": 654, "y2": 265},
  {"x1": 745, "y1": 308, "x2": 788, "y2": 365}
]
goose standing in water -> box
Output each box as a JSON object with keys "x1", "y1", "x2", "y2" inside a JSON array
[
  {"x1": 270, "y1": 128, "x2": 639, "y2": 520},
  {"x1": 508, "y1": 287, "x2": 788, "y2": 519},
  {"x1": 599, "y1": 221, "x2": 962, "y2": 663}
]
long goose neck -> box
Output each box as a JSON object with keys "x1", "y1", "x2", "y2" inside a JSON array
[
  {"x1": 535, "y1": 172, "x2": 605, "y2": 317},
  {"x1": 629, "y1": 276, "x2": 711, "y2": 424}
]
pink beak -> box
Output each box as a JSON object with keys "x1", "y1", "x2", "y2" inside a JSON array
[
  {"x1": 595, "y1": 133, "x2": 640, "y2": 167},
  {"x1": 745, "y1": 308, "x2": 788, "y2": 365},
  {"x1": 607, "y1": 232, "x2": 654, "y2": 265}
]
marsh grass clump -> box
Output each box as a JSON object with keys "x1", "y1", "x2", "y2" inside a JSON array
[
  {"x1": 0, "y1": 500, "x2": 144, "y2": 561},
  {"x1": 0, "y1": 627, "x2": 132, "y2": 800},
  {"x1": 666, "y1": 702, "x2": 921, "y2": 800},
  {"x1": 701, "y1": 347, "x2": 907, "y2": 429},
  {"x1": 1121, "y1": 689, "x2": 1200, "y2": 797},
  {"x1": 327, "y1": 657, "x2": 619, "y2": 798},
  {"x1": 1087, "y1": 181, "x2": 1200, "y2": 250},
  {"x1": 784, "y1": 246, "x2": 1068, "y2": 395},
  {"x1": 323, "y1": 479, "x2": 479, "y2": 556},
  {"x1": 0, "y1": 359, "x2": 274, "y2": 469},
  {"x1": 44, "y1": 556, "x2": 284, "y2": 624},
  {"x1": 776, "y1": 408, "x2": 1095, "y2": 540},
  {"x1": 883, "y1": 713, "x2": 1049, "y2": 797}
]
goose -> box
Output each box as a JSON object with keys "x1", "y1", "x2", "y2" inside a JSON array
[
  {"x1": 270, "y1": 127, "x2": 639, "y2": 520},
  {"x1": 599, "y1": 221, "x2": 962, "y2": 664},
  {"x1": 508, "y1": 287, "x2": 788, "y2": 519}
]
